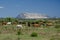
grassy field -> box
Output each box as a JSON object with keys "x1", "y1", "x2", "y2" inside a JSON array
[{"x1": 0, "y1": 25, "x2": 60, "y2": 40}]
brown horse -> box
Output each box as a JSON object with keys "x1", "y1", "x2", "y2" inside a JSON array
[
  {"x1": 2, "y1": 22, "x2": 7, "y2": 25},
  {"x1": 33, "y1": 24, "x2": 40, "y2": 27}
]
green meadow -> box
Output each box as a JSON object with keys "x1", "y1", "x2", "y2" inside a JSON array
[
  {"x1": 0, "y1": 18, "x2": 60, "y2": 40},
  {"x1": 0, "y1": 25, "x2": 60, "y2": 40}
]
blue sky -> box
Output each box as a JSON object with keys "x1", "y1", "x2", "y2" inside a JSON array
[{"x1": 0, "y1": 0, "x2": 60, "y2": 18}]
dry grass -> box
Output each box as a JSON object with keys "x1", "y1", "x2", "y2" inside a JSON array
[{"x1": 0, "y1": 25, "x2": 60, "y2": 40}]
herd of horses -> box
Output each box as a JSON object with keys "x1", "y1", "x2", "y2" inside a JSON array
[{"x1": 0, "y1": 21, "x2": 53, "y2": 27}]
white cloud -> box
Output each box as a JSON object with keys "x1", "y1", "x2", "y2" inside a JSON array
[{"x1": 0, "y1": 6, "x2": 4, "y2": 8}]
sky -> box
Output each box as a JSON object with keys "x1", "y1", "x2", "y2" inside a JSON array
[{"x1": 0, "y1": 0, "x2": 60, "y2": 18}]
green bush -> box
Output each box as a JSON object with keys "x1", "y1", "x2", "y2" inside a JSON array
[
  {"x1": 31, "y1": 32, "x2": 38, "y2": 37},
  {"x1": 55, "y1": 25, "x2": 60, "y2": 28},
  {"x1": 17, "y1": 30, "x2": 21, "y2": 35}
]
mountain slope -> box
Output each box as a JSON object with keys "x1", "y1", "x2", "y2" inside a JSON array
[{"x1": 16, "y1": 12, "x2": 48, "y2": 19}]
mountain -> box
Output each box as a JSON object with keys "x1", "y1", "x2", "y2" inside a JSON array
[{"x1": 16, "y1": 12, "x2": 48, "y2": 19}]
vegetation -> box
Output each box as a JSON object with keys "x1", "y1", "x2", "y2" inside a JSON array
[
  {"x1": 55, "y1": 25, "x2": 60, "y2": 28},
  {"x1": 31, "y1": 32, "x2": 38, "y2": 37},
  {"x1": 0, "y1": 17, "x2": 60, "y2": 40},
  {"x1": 17, "y1": 30, "x2": 21, "y2": 35},
  {"x1": 50, "y1": 35, "x2": 60, "y2": 40}
]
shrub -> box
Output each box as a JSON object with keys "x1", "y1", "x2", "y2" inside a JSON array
[
  {"x1": 31, "y1": 32, "x2": 38, "y2": 37},
  {"x1": 55, "y1": 25, "x2": 60, "y2": 28},
  {"x1": 17, "y1": 30, "x2": 21, "y2": 35}
]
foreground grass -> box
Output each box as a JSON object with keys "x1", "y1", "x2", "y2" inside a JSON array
[{"x1": 0, "y1": 25, "x2": 60, "y2": 40}]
